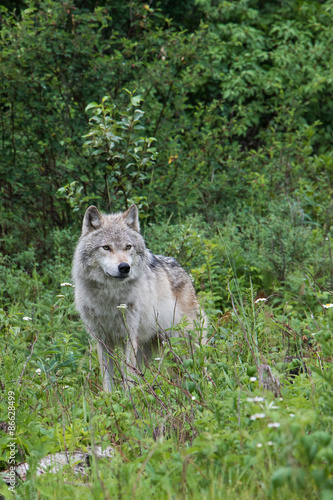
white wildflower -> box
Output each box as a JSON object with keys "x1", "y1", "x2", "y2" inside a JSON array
[
  {"x1": 23, "y1": 316, "x2": 32, "y2": 321},
  {"x1": 36, "y1": 369, "x2": 42, "y2": 375},
  {"x1": 250, "y1": 413, "x2": 266, "y2": 420},
  {"x1": 250, "y1": 377, "x2": 257, "y2": 382},
  {"x1": 155, "y1": 357, "x2": 161, "y2": 361},
  {"x1": 267, "y1": 441, "x2": 274, "y2": 446},
  {"x1": 191, "y1": 396, "x2": 196, "y2": 401},
  {"x1": 323, "y1": 303, "x2": 333, "y2": 309},
  {"x1": 268, "y1": 422, "x2": 280, "y2": 428},
  {"x1": 290, "y1": 413, "x2": 295, "y2": 418},
  {"x1": 61, "y1": 283, "x2": 74, "y2": 287},
  {"x1": 257, "y1": 443, "x2": 263, "y2": 448},
  {"x1": 117, "y1": 304, "x2": 128, "y2": 310}
]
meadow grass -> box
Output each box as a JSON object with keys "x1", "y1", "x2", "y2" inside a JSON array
[{"x1": 0, "y1": 255, "x2": 332, "y2": 500}]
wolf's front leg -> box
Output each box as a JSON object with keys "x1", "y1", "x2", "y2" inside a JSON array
[
  {"x1": 123, "y1": 333, "x2": 141, "y2": 391},
  {"x1": 120, "y1": 309, "x2": 140, "y2": 368},
  {"x1": 125, "y1": 331, "x2": 139, "y2": 368},
  {"x1": 97, "y1": 341, "x2": 114, "y2": 392},
  {"x1": 117, "y1": 309, "x2": 141, "y2": 390}
]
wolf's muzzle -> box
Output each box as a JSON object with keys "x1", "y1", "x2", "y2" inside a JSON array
[{"x1": 118, "y1": 262, "x2": 130, "y2": 275}]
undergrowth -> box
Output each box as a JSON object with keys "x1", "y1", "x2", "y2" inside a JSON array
[{"x1": 0, "y1": 221, "x2": 332, "y2": 500}]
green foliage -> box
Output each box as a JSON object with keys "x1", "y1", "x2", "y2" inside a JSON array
[
  {"x1": 1, "y1": 0, "x2": 333, "y2": 498},
  {"x1": 0, "y1": 254, "x2": 333, "y2": 498},
  {"x1": 82, "y1": 92, "x2": 157, "y2": 209},
  {"x1": 1, "y1": 0, "x2": 333, "y2": 257}
]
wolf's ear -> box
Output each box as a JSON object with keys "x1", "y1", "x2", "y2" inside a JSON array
[
  {"x1": 122, "y1": 204, "x2": 140, "y2": 232},
  {"x1": 82, "y1": 206, "x2": 103, "y2": 234}
]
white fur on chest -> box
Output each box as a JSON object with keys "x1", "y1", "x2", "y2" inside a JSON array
[{"x1": 75, "y1": 273, "x2": 179, "y2": 345}]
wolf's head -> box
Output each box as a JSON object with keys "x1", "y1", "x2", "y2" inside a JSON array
[{"x1": 77, "y1": 204, "x2": 147, "y2": 282}]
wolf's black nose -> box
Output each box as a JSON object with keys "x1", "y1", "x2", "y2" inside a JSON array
[{"x1": 118, "y1": 262, "x2": 130, "y2": 274}]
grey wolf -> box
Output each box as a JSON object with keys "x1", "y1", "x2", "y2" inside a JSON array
[{"x1": 72, "y1": 204, "x2": 206, "y2": 391}]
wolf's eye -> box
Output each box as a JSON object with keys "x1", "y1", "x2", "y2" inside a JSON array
[
  {"x1": 126, "y1": 244, "x2": 132, "y2": 250},
  {"x1": 102, "y1": 245, "x2": 111, "y2": 251}
]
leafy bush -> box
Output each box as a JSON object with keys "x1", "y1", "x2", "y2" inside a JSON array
[{"x1": 1, "y1": 0, "x2": 333, "y2": 257}]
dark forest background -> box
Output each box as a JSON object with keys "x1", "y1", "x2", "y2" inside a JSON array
[{"x1": 1, "y1": 0, "x2": 333, "y2": 283}]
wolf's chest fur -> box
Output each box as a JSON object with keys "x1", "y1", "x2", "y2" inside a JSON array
[{"x1": 77, "y1": 275, "x2": 158, "y2": 345}]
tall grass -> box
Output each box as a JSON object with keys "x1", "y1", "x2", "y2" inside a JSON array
[{"x1": 0, "y1": 244, "x2": 332, "y2": 500}]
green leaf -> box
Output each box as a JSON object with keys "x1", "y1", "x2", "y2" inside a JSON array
[
  {"x1": 131, "y1": 95, "x2": 141, "y2": 107},
  {"x1": 85, "y1": 102, "x2": 99, "y2": 112},
  {"x1": 271, "y1": 467, "x2": 292, "y2": 488}
]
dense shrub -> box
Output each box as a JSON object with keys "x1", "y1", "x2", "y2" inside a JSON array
[{"x1": 1, "y1": 0, "x2": 333, "y2": 261}]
